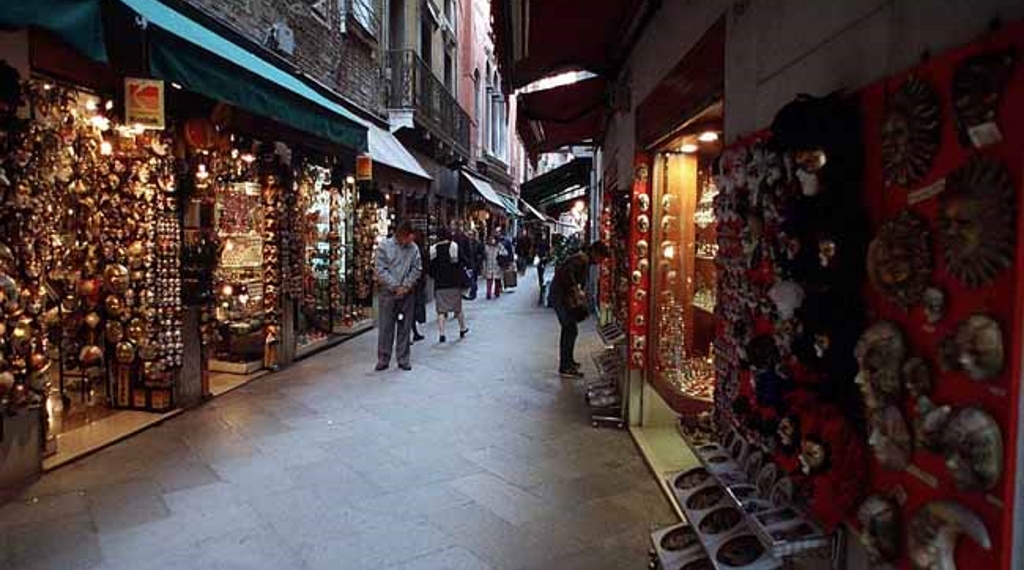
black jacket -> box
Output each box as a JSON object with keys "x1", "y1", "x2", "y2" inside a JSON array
[
  {"x1": 429, "y1": 240, "x2": 465, "y2": 290},
  {"x1": 550, "y1": 252, "x2": 589, "y2": 304}
]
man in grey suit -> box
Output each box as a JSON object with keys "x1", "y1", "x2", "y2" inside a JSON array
[{"x1": 375, "y1": 221, "x2": 422, "y2": 371}]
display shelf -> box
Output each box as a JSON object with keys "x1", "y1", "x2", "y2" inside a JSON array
[
  {"x1": 649, "y1": 522, "x2": 709, "y2": 570},
  {"x1": 597, "y1": 321, "x2": 626, "y2": 345},
  {"x1": 588, "y1": 346, "x2": 628, "y2": 429},
  {"x1": 209, "y1": 358, "x2": 264, "y2": 375},
  {"x1": 334, "y1": 318, "x2": 374, "y2": 336},
  {"x1": 669, "y1": 428, "x2": 832, "y2": 564}
]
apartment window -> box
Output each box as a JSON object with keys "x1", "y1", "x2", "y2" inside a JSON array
[
  {"x1": 310, "y1": 0, "x2": 330, "y2": 26},
  {"x1": 444, "y1": 52, "x2": 453, "y2": 93},
  {"x1": 349, "y1": 0, "x2": 380, "y2": 36},
  {"x1": 445, "y1": 0, "x2": 454, "y2": 21}
]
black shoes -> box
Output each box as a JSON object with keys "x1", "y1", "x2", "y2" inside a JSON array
[
  {"x1": 413, "y1": 333, "x2": 426, "y2": 342},
  {"x1": 559, "y1": 368, "x2": 584, "y2": 379},
  {"x1": 460, "y1": 328, "x2": 469, "y2": 339},
  {"x1": 439, "y1": 335, "x2": 447, "y2": 343},
  {"x1": 375, "y1": 363, "x2": 389, "y2": 371},
  {"x1": 398, "y1": 363, "x2": 412, "y2": 371}
]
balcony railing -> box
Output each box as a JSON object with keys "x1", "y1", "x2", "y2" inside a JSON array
[{"x1": 386, "y1": 49, "x2": 471, "y2": 158}]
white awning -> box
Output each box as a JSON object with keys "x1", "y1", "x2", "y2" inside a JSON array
[
  {"x1": 368, "y1": 125, "x2": 431, "y2": 180},
  {"x1": 461, "y1": 170, "x2": 505, "y2": 208}
]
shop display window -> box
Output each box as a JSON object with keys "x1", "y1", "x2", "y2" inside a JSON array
[
  {"x1": 213, "y1": 181, "x2": 267, "y2": 362},
  {"x1": 648, "y1": 144, "x2": 719, "y2": 409}
]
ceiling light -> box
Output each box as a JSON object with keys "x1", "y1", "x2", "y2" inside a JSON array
[
  {"x1": 698, "y1": 131, "x2": 719, "y2": 143},
  {"x1": 680, "y1": 143, "x2": 698, "y2": 154}
]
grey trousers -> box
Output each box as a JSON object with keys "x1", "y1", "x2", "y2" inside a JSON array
[{"x1": 378, "y1": 292, "x2": 415, "y2": 367}]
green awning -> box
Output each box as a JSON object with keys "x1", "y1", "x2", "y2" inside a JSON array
[
  {"x1": 520, "y1": 157, "x2": 592, "y2": 204},
  {"x1": 120, "y1": 0, "x2": 367, "y2": 151},
  {"x1": 497, "y1": 193, "x2": 522, "y2": 217},
  {"x1": 0, "y1": 0, "x2": 107, "y2": 62}
]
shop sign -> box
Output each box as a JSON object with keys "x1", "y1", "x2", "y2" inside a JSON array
[
  {"x1": 124, "y1": 78, "x2": 165, "y2": 130},
  {"x1": 356, "y1": 154, "x2": 373, "y2": 181}
]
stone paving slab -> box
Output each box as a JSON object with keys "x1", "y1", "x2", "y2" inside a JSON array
[{"x1": 0, "y1": 269, "x2": 675, "y2": 570}]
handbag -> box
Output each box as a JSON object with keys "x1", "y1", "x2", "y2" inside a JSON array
[{"x1": 565, "y1": 282, "x2": 589, "y2": 322}]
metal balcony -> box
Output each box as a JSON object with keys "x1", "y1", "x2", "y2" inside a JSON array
[{"x1": 386, "y1": 49, "x2": 471, "y2": 159}]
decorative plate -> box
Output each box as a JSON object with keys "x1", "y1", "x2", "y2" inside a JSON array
[
  {"x1": 940, "y1": 156, "x2": 1015, "y2": 288},
  {"x1": 882, "y1": 76, "x2": 941, "y2": 188}
]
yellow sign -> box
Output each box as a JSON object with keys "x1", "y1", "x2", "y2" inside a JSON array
[{"x1": 124, "y1": 78, "x2": 165, "y2": 130}]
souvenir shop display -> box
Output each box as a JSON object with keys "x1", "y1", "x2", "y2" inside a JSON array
[
  {"x1": 341, "y1": 199, "x2": 386, "y2": 333},
  {"x1": 710, "y1": 92, "x2": 870, "y2": 537},
  {"x1": 292, "y1": 163, "x2": 351, "y2": 349},
  {"x1": 181, "y1": 133, "x2": 286, "y2": 373},
  {"x1": 627, "y1": 156, "x2": 652, "y2": 370},
  {"x1": 0, "y1": 72, "x2": 183, "y2": 417},
  {"x1": 636, "y1": 143, "x2": 720, "y2": 412}
]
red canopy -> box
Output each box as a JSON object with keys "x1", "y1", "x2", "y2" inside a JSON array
[
  {"x1": 517, "y1": 76, "x2": 608, "y2": 158},
  {"x1": 493, "y1": 0, "x2": 654, "y2": 91}
]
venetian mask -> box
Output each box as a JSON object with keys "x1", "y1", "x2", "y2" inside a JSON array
[
  {"x1": 799, "y1": 437, "x2": 829, "y2": 475},
  {"x1": 636, "y1": 214, "x2": 650, "y2": 234},
  {"x1": 795, "y1": 169, "x2": 820, "y2": 197},
  {"x1": 881, "y1": 76, "x2": 941, "y2": 188},
  {"x1": 777, "y1": 416, "x2": 801, "y2": 453},
  {"x1": 867, "y1": 212, "x2": 932, "y2": 310},
  {"x1": 953, "y1": 314, "x2": 1004, "y2": 381},
  {"x1": 857, "y1": 495, "x2": 901, "y2": 563},
  {"x1": 637, "y1": 193, "x2": 650, "y2": 212},
  {"x1": 636, "y1": 240, "x2": 648, "y2": 258},
  {"x1": 868, "y1": 405, "x2": 912, "y2": 471},
  {"x1": 908, "y1": 501, "x2": 991, "y2": 570},
  {"x1": 943, "y1": 406, "x2": 1002, "y2": 491},
  {"x1": 939, "y1": 156, "x2": 1015, "y2": 288},
  {"x1": 902, "y1": 357, "x2": 932, "y2": 399},
  {"x1": 922, "y1": 287, "x2": 945, "y2": 324},
  {"x1": 818, "y1": 239, "x2": 836, "y2": 268},
  {"x1": 855, "y1": 321, "x2": 907, "y2": 410}
]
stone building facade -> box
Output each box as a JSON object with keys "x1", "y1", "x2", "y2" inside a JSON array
[{"x1": 180, "y1": 0, "x2": 384, "y2": 115}]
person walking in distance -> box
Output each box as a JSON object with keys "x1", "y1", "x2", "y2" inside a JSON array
[
  {"x1": 483, "y1": 234, "x2": 506, "y2": 299},
  {"x1": 549, "y1": 241, "x2": 609, "y2": 377},
  {"x1": 429, "y1": 227, "x2": 469, "y2": 343},
  {"x1": 535, "y1": 232, "x2": 551, "y2": 305},
  {"x1": 374, "y1": 221, "x2": 422, "y2": 371}
]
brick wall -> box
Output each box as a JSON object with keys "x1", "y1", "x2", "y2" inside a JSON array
[{"x1": 180, "y1": 0, "x2": 382, "y2": 115}]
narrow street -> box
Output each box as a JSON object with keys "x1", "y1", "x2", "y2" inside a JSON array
[{"x1": 0, "y1": 272, "x2": 674, "y2": 570}]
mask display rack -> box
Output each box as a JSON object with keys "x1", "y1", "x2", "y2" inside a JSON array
[{"x1": 588, "y1": 336, "x2": 628, "y2": 429}]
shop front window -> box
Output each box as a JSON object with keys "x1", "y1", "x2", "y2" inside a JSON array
[{"x1": 649, "y1": 150, "x2": 717, "y2": 408}]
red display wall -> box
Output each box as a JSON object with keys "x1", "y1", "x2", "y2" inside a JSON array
[
  {"x1": 858, "y1": 22, "x2": 1024, "y2": 570},
  {"x1": 713, "y1": 23, "x2": 1024, "y2": 570}
]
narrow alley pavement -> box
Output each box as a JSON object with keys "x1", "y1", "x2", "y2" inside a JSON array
[{"x1": 0, "y1": 271, "x2": 675, "y2": 570}]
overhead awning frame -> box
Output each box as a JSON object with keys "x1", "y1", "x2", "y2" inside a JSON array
[
  {"x1": 122, "y1": 0, "x2": 367, "y2": 150},
  {"x1": 461, "y1": 170, "x2": 505, "y2": 209},
  {"x1": 366, "y1": 125, "x2": 431, "y2": 180},
  {"x1": 0, "y1": 0, "x2": 107, "y2": 63}
]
